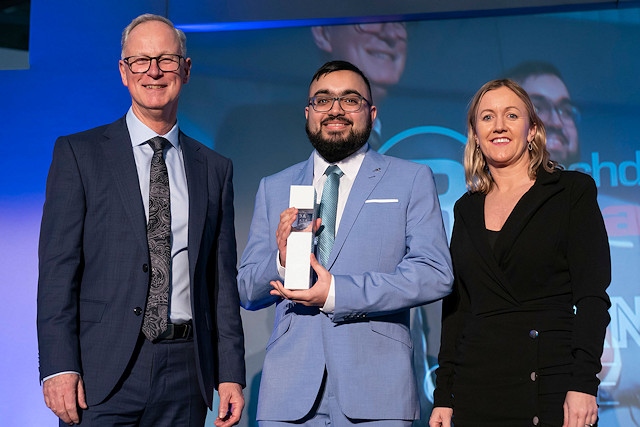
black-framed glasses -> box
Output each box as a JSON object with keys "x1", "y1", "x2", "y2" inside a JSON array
[
  {"x1": 308, "y1": 95, "x2": 371, "y2": 113},
  {"x1": 122, "y1": 54, "x2": 184, "y2": 74},
  {"x1": 530, "y1": 95, "x2": 581, "y2": 124}
]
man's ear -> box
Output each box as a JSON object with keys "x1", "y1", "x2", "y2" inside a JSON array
[
  {"x1": 118, "y1": 60, "x2": 129, "y2": 87},
  {"x1": 310, "y1": 26, "x2": 333, "y2": 53},
  {"x1": 182, "y1": 57, "x2": 192, "y2": 84}
]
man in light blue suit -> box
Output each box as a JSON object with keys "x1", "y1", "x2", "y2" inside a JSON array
[{"x1": 238, "y1": 60, "x2": 453, "y2": 426}]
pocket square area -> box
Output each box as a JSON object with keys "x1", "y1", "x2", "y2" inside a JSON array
[{"x1": 365, "y1": 199, "x2": 399, "y2": 203}]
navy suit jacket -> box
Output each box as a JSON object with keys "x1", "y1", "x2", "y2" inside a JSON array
[
  {"x1": 238, "y1": 148, "x2": 453, "y2": 421},
  {"x1": 37, "y1": 116, "x2": 245, "y2": 407}
]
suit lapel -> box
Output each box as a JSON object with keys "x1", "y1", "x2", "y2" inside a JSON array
[
  {"x1": 328, "y1": 150, "x2": 387, "y2": 268},
  {"x1": 457, "y1": 168, "x2": 563, "y2": 304},
  {"x1": 494, "y1": 168, "x2": 562, "y2": 262},
  {"x1": 456, "y1": 193, "x2": 521, "y2": 305},
  {"x1": 102, "y1": 118, "x2": 148, "y2": 251},
  {"x1": 100, "y1": 122, "x2": 213, "y2": 279},
  {"x1": 180, "y1": 134, "x2": 208, "y2": 275},
  {"x1": 294, "y1": 154, "x2": 315, "y2": 186}
]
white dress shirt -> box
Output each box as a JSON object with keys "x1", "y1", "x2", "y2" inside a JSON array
[{"x1": 277, "y1": 144, "x2": 368, "y2": 312}]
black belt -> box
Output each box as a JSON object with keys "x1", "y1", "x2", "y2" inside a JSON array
[{"x1": 155, "y1": 321, "x2": 193, "y2": 341}]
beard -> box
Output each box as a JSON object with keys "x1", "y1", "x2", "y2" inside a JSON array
[{"x1": 306, "y1": 115, "x2": 372, "y2": 163}]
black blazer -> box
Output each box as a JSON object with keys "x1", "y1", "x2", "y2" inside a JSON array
[
  {"x1": 37, "y1": 117, "x2": 245, "y2": 407},
  {"x1": 434, "y1": 168, "x2": 611, "y2": 409}
]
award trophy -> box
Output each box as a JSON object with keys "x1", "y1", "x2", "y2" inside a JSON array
[{"x1": 284, "y1": 185, "x2": 316, "y2": 289}]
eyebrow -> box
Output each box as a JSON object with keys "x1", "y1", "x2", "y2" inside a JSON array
[
  {"x1": 479, "y1": 105, "x2": 523, "y2": 114},
  {"x1": 312, "y1": 89, "x2": 363, "y2": 97}
]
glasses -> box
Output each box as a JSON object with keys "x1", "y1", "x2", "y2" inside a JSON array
[
  {"x1": 530, "y1": 95, "x2": 581, "y2": 124},
  {"x1": 122, "y1": 54, "x2": 183, "y2": 74},
  {"x1": 308, "y1": 95, "x2": 371, "y2": 113}
]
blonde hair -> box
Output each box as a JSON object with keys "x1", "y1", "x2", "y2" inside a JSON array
[{"x1": 464, "y1": 79, "x2": 558, "y2": 194}]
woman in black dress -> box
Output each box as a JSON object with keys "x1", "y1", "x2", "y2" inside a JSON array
[{"x1": 429, "y1": 79, "x2": 610, "y2": 427}]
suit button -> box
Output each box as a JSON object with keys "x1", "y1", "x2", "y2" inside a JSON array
[
  {"x1": 134, "y1": 307, "x2": 143, "y2": 316},
  {"x1": 529, "y1": 329, "x2": 539, "y2": 339},
  {"x1": 142, "y1": 264, "x2": 149, "y2": 273},
  {"x1": 530, "y1": 371, "x2": 538, "y2": 381},
  {"x1": 533, "y1": 415, "x2": 539, "y2": 425}
]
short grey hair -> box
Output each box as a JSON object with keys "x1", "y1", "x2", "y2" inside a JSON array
[{"x1": 121, "y1": 13, "x2": 187, "y2": 58}]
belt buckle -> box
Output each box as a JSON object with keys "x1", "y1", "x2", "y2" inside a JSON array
[
  {"x1": 177, "y1": 323, "x2": 191, "y2": 339},
  {"x1": 167, "y1": 323, "x2": 177, "y2": 339},
  {"x1": 173, "y1": 322, "x2": 191, "y2": 339},
  {"x1": 155, "y1": 322, "x2": 191, "y2": 341}
]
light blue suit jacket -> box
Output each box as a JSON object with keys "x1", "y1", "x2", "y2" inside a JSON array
[{"x1": 238, "y1": 147, "x2": 453, "y2": 421}]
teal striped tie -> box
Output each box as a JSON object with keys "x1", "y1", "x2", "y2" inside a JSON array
[{"x1": 317, "y1": 165, "x2": 343, "y2": 267}]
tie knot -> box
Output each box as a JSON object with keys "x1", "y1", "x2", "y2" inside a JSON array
[
  {"x1": 325, "y1": 165, "x2": 343, "y2": 178},
  {"x1": 148, "y1": 136, "x2": 169, "y2": 153}
]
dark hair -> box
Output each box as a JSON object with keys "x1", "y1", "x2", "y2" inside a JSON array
[
  {"x1": 506, "y1": 61, "x2": 564, "y2": 85},
  {"x1": 310, "y1": 60, "x2": 373, "y2": 102}
]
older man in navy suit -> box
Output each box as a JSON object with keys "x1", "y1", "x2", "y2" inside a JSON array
[
  {"x1": 37, "y1": 14, "x2": 245, "y2": 426},
  {"x1": 238, "y1": 60, "x2": 453, "y2": 426}
]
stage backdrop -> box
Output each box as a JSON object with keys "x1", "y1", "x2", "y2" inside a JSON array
[
  {"x1": 179, "y1": 7, "x2": 640, "y2": 426},
  {"x1": 1, "y1": 2, "x2": 639, "y2": 426}
]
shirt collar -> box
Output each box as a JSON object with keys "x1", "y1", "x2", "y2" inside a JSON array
[
  {"x1": 126, "y1": 107, "x2": 180, "y2": 150},
  {"x1": 313, "y1": 143, "x2": 369, "y2": 181}
]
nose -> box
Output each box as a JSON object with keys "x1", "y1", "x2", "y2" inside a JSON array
[
  {"x1": 493, "y1": 115, "x2": 506, "y2": 132},
  {"x1": 328, "y1": 98, "x2": 345, "y2": 114},
  {"x1": 146, "y1": 58, "x2": 163, "y2": 77},
  {"x1": 546, "y1": 106, "x2": 564, "y2": 126},
  {"x1": 379, "y1": 23, "x2": 408, "y2": 43}
]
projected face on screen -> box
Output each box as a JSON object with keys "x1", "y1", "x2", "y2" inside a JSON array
[
  {"x1": 311, "y1": 22, "x2": 407, "y2": 102},
  {"x1": 519, "y1": 73, "x2": 580, "y2": 165}
]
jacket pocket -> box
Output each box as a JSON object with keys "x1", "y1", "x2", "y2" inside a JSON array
[
  {"x1": 265, "y1": 313, "x2": 292, "y2": 351},
  {"x1": 79, "y1": 299, "x2": 107, "y2": 323},
  {"x1": 370, "y1": 320, "x2": 412, "y2": 348}
]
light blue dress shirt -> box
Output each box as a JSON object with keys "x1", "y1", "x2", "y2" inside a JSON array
[{"x1": 127, "y1": 108, "x2": 192, "y2": 323}]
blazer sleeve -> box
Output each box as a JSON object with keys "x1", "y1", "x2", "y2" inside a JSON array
[
  {"x1": 331, "y1": 164, "x2": 454, "y2": 322},
  {"x1": 210, "y1": 158, "x2": 247, "y2": 386},
  {"x1": 37, "y1": 137, "x2": 85, "y2": 380},
  {"x1": 237, "y1": 176, "x2": 282, "y2": 311},
  {"x1": 567, "y1": 174, "x2": 611, "y2": 395},
  {"x1": 433, "y1": 201, "x2": 468, "y2": 408}
]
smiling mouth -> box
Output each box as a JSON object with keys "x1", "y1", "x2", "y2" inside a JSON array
[
  {"x1": 324, "y1": 123, "x2": 350, "y2": 131},
  {"x1": 143, "y1": 84, "x2": 166, "y2": 89},
  {"x1": 547, "y1": 131, "x2": 569, "y2": 147},
  {"x1": 491, "y1": 137, "x2": 510, "y2": 144},
  {"x1": 367, "y1": 49, "x2": 396, "y2": 62},
  {"x1": 322, "y1": 116, "x2": 352, "y2": 126}
]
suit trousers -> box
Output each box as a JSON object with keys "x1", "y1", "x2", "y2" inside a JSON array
[
  {"x1": 67, "y1": 335, "x2": 207, "y2": 427},
  {"x1": 258, "y1": 370, "x2": 413, "y2": 427}
]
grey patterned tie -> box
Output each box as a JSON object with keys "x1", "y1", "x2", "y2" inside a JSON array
[
  {"x1": 142, "y1": 136, "x2": 171, "y2": 341},
  {"x1": 317, "y1": 165, "x2": 343, "y2": 267}
]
